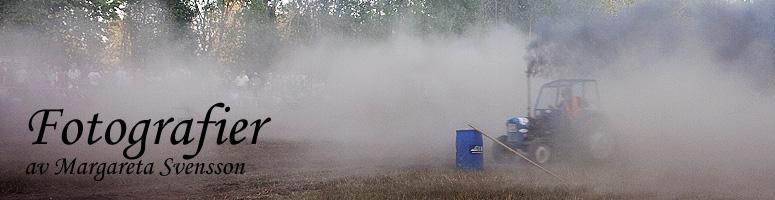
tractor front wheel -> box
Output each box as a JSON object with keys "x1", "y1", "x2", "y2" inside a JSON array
[{"x1": 492, "y1": 135, "x2": 514, "y2": 163}]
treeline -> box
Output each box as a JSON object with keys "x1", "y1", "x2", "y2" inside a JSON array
[{"x1": 0, "y1": 0, "x2": 627, "y2": 72}]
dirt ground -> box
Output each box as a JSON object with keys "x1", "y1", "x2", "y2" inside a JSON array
[
  {"x1": 4, "y1": 137, "x2": 775, "y2": 199},
  {"x1": 2, "y1": 96, "x2": 775, "y2": 199},
  {"x1": 3, "y1": 134, "x2": 775, "y2": 199}
]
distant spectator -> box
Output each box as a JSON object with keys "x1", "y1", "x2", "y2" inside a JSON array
[
  {"x1": 132, "y1": 68, "x2": 144, "y2": 84},
  {"x1": 67, "y1": 64, "x2": 81, "y2": 87},
  {"x1": 0, "y1": 64, "x2": 6, "y2": 86},
  {"x1": 115, "y1": 67, "x2": 130, "y2": 85},
  {"x1": 15, "y1": 67, "x2": 27, "y2": 85},
  {"x1": 88, "y1": 69, "x2": 101, "y2": 86},
  {"x1": 234, "y1": 71, "x2": 249, "y2": 88},
  {"x1": 46, "y1": 67, "x2": 58, "y2": 87},
  {"x1": 115, "y1": 67, "x2": 127, "y2": 79},
  {"x1": 250, "y1": 72, "x2": 261, "y2": 88},
  {"x1": 56, "y1": 66, "x2": 66, "y2": 88}
]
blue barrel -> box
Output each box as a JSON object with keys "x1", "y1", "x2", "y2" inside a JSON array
[{"x1": 456, "y1": 129, "x2": 483, "y2": 170}]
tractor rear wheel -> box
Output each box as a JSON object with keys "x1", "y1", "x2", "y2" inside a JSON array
[
  {"x1": 587, "y1": 129, "x2": 615, "y2": 161},
  {"x1": 579, "y1": 114, "x2": 617, "y2": 163},
  {"x1": 529, "y1": 141, "x2": 552, "y2": 164}
]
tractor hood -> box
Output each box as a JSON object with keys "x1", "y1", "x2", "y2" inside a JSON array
[{"x1": 506, "y1": 117, "x2": 529, "y2": 144}]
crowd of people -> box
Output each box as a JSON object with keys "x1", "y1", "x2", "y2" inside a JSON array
[
  {"x1": 0, "y1": 60, "x2": 324, "y2": 105},
  {"x1": 224, "y1": 70, "x2": 324, "y2": 105}
]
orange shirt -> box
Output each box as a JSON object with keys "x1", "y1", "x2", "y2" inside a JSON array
[{"x1": 564, "y1": 96, "x2": 582, "y2": 119}]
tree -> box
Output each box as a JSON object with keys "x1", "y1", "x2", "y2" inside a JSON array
[
  {"x1": 192, "y1": 0, "x2": 279, "y2": 71},
  {"x1": 412, "y1": 0, "x2": 486, "y2": 36},
  {"x1": 0, "y1": 0, "x2": 122, "y2": 66},
  {"x1": 121, "y1": 0, "x2": 197, "y2": 69}
]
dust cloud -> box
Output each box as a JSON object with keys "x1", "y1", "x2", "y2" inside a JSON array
[
  {"x1": 258, "y1": 28, "x2": 531, "y2": 172},
  {"x1": 2, "y1": 0, "x2": 775, "y2": 198},
  {"x1": 524, "y1": 0, "x2": 775, "y2": 198}
]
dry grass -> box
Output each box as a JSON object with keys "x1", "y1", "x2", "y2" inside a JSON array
[
  {"x1": 307, "y1": 170, "x2": 592, "y2": 199},
  {"x1": 197, "y1": 160, "x2": 655, "y2": 199},
  {"x1": 0, "y1": 139, "x2": 761, "y2": 199}
]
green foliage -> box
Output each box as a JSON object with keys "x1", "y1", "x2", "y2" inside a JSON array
[
  {"x1": 0, "y1": 0, "x2": 122, "y2": 66},
  {"x1": 121, "y1": 0, "x2": 198, "y2": 68},
  {"x1": 241, "y1": 0, "x2": 280, "y2": 70},
  {"x1": 1, "y1": 0, "x2": 121, "y2": 30},
  {"x1": 417, "y1": 0, "x2": 485, "y2": 36},
  {"x1": 160, "y1": 0, "x2": 197, "y2": 37},
  {"x1": 0, "y1": 0, "x2": 609, "y2": 70}
]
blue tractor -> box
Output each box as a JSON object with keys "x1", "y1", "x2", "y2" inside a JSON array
[{"x1": 492, "y1": 79, "x2": 616, "y2": 164}]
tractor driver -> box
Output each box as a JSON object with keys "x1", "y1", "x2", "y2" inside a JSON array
[{"x1": 558, "y1": 87, "x2": 587, "y2": 120}]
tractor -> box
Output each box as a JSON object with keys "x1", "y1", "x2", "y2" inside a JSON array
[{"x1": 492, "y1": 79, "x2": 616, "y2": 164}]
